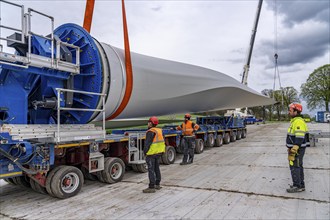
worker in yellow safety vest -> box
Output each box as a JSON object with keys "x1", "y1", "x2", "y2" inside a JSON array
[
  {"x1": 286, "y1": 103, "x2": 310, "y2": 193},
  {"x1": 142, "y1": 116, "x2": 165, "y2": 193},
  {"x1": 176, "y1": 113, "x2": 200, "y2": 165}
]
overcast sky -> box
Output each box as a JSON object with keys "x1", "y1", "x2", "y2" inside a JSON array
[{"x1": 1, "y1": 0, "x2": 329, "y2": 114}]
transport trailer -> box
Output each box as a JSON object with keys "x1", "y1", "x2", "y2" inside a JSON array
[
  {"x1": 0, "y1": 124, "x2": 158, "y2": 199},
  {"x1": 195, "y1": 116, "x2": 247, "y2": 147},
  {"x1": 112, "y1": 115, "x2": 247, "y2": 162}
]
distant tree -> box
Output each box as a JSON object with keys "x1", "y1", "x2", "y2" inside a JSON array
[
  {"x1": 301, "y1": 64, "x2": 330, "y2": 111},
  {"x1": 261, "y1": 87, "x2": 299, "y2": 121},
  {"x1": 282, "y1": 86, "x2": 300, "y2": 109},
  {"x1": 261, "y1": 89, "x2": 274, "y2": 120},
  {"x1": 273, "y1": 90, "x2": 284, "y2": 121}
]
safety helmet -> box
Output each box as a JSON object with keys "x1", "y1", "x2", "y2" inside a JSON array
[
  {"x1": 148, "y1": 116, "x2": 159, "y2": 125},
  {"x1": 184, "y1": 113, "x2": 191, "y2": 119},
  {"x1": 289, "y1": 102, "x2": 303, "y2": 112}
]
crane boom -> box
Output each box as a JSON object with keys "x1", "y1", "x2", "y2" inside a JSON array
[{"x1": 241, "y1": 0, "x2": 263, "y2": 85}]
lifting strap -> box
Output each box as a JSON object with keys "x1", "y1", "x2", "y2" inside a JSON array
[
  {"x1": 83, "y1": 0, "x2": 95, "y2": 33},
  {"x1": 108, "y1": 0, "x2": 134, "y2": 119}
]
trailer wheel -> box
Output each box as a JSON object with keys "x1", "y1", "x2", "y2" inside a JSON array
[
  {"x1": 137, "y1": 163, "x2": 148, "y2": 173},
  {"x1": 50, "y1": 166, "x2": 84, "y2": 199},
  {"x1": 101, "y1": 157, "x2": 125, "y2": 184},
  {"x1": 161, "y1": 146, "x2": 176, "y2": 165},
  {"x1": 13, "y1": 176, "x2": 31, "y2": 188},
  {"x1": 223, "y1": 133, "x2": 230, "y2": 144},
  {"x1": 206, "y1": 134, "x2": 215, "y2": 147},
  {"x1": 215, "y1": 134, "x2": 223, "y2": 147},
  {"x1": 4, "y1": 178, "x2": 15, "y2": 184},
  {"x1": 195, "y1": 139, "x2": 204, "y2": 154},
  {"x1": 241, "y1": 129, "x2": 247, "y2": 138},
  {"x1": 96, "y1": 171, "x2": 106, "y2": 182},
  {"x1": 131, "y1": 164, "x2": 138, "y2": 172},
  {"x1": 30, "y1": 178, "x2": 47, "y2": 194},
  {"x1": 236, "y1": 130, "x2": 242, "y2": 140},
  {"x1": 81, "y1": 166, "x2": 99, "y2": 181},
  {"x1": 46, "y1": 165, "x2": 66, "y2": 197},
  {"x1": 230, "y1": 132, "x2": 237, "y2": 142}
]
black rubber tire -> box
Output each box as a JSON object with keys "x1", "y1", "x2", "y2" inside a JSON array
[
  {"x1": 206, "y1": 134, "x2": 215, "y2": 147},
  {"x1": 131, "y1": 164, "x2": 138, "y2": 172},
  {"x1": 4, "y1": 177, "x2": 17, "y2": 185},
  {"x1": 195, "y1": 139, "x2": 204, "y2": 154},
  {"x1": 96, "y1": 171, "x2": 106, "y2": 182},
  {"x1": 30, "y1": 178, "x2": 47, "y2": 194},
  {"x1": 4, "y1": 178, "x2": 15, "y2": 184},
  {"x1": 101, "y1": 157, "x2": 125, "y2": 184},
  {"x1": 223, "y1": 133, "x2": 230, "y2": 144},
  {"x1": 11, "y1": 176, "x2": 19, "y2": 185},
  {"x1": 50, "y1": 166, "x2": 84, "y2": 199},
  {"x1": 13, "y1": 176, "x2": 31, "y2": 188},
  {"x1": 215, "y1": 134, "x2": 223, "y2": 147},
  {"x1": 81, "y1": 166, "x2": 99, "y2": 181},
  {"x1": 236, "y1": 130, "x2": 242, "y2": 140},
  {"x1": 46, "y1": 165, "x2": 66, "y2": 197},
  {"x1": 241, "y1": 129, "x2": 247, "y2": 138},
  {"x1": 230, "y1": 132, "x2": 237, "y2": 142},
  {"x1": 161, "y1": 146, "x2": 176, "y2": 165},
  {"x1": 136, "y1": 163, "x2": 148, "y2": 173}
]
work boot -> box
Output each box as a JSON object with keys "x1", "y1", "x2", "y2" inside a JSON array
[
  {"x1": 180, "y1": 162, "x2": 188, "y2": 165},
  {"x1": 289, "y1": 184, "x2": 305, "y2": 191},
  {"x1": 187, "y1": 159, "x2": 193, "y2": 164},
  {"x1": 155, "y1": 185, "x2": 162, "y2": 190},
  {"x1": 142, "y1": 188, "x2": 156, "y2": 193},
  {"x1": 286, "y1": 186, "x2": 304, "y2": 193}
]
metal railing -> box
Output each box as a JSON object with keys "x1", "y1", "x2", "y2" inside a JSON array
[
  {"x1": 56, "y1": 88, "x2": 106, "y2": 143},
  {"x1": 0, "y1": 0, "x2": 80, "y2": 73}
]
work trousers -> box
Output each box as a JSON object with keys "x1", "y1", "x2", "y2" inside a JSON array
[
  {"x1": 182, "y1": 136, "x2": 195, "y2": 163},
  {"x1": 146, "y1": 154, "x2": 161, "y2": 188},
  {"x1": 289, "y1": 147, "x2": 306, "y2": 188}
]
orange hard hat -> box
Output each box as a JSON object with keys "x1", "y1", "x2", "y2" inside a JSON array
[
  {"x1": 184, "y1": 113, "x2": 191, "y2": 119},
  {"x1": 289, "y1": 102, "x2": 303, "y2": 112},
  {"x1": 148, "y1": 116, "x2": 159, "y2": 125}
]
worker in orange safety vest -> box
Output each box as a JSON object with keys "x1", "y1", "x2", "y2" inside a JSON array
[{"x1": 176, "y1": 113, "x2": 200, "y2": 165}]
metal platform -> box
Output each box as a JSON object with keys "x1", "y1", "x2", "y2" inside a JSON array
[{"x1": 1, "y1": 124, "x2": 105, "y2": 142}]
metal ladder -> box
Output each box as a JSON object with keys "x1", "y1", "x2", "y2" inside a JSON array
[{"x1": 0, "y1": 0, "x2": 80, "y2": 74}]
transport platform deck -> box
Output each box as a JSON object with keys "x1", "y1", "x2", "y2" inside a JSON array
[{"x1": 0, "y1": 122, "x2": 329, "y2": 220}]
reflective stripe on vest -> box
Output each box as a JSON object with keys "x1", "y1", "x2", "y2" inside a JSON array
[
  {"x1": 146, "y1": 127, "x2": 166, "y2": 155},
  {"x1": 287, "y1": 117, "x2": 308, "y2": 137},
  {"x1": 286, "y1": 116, "x2": 309, "y2": 147}
]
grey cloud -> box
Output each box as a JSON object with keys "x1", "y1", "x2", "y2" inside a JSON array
[
  {"x1": 259, "y1": 26, "x2": 329, "y2": 68},
  {"x1": 266, "y1": 0, "x2": 330, "y2": 27},
  {"x1": 260, "y1": 1, "x2": 329, "y2": 67}
]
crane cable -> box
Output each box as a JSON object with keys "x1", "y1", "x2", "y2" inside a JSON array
[{"x1": 273, "y1": 0, "x2": 284, "y2": 106}]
